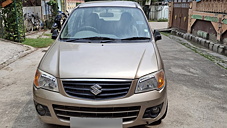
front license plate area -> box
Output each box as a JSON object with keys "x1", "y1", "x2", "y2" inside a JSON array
[{"x1": 70, "y1": 117, "x2": 122, "y2": 128}]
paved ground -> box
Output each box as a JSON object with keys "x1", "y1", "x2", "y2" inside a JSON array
[
  {"x1": 148, "y1": 22, "x2": 168, "y2": 30},
  {"x1": 150, "y1": 35, "x2": 227, "y2": 128},
  {"x1": 0, "y1": 30, "x2": 51, "y2": 70},
  {"x1": 0, "y1": 39, "x2": 34, "y2": 69},
  {"x1": 0, "y1": 29, "x2": 227, "y2": 128}
]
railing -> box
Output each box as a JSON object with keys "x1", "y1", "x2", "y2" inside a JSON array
[{"x1": 196, "y1": 0, "x2": 227, "y2": 14}]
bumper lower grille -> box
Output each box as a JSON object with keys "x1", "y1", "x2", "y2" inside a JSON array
[
  {"x1": 53, "y1": 104, "x2": 140, "y2": 122},
  {"x1": 62, "y1": 80, "x2": 132, "y2": 100}
]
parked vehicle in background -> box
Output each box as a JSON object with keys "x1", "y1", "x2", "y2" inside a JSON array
[
  {"x1": 24, "y1": 13, "x2": 43, "y2": 32},
  {"x1": 51, "y1": 11, "x2": 68, "y2": 33},
  {"x1": 33, "y1": 1, "x2": 167, "y2": 128}
]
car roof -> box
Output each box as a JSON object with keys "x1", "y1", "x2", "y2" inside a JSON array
[{"x1": 78, "y1": 1, "x2": 141, "y2": 8}]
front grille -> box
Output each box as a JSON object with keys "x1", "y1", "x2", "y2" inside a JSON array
[
  {"x1": 62, "y1": 80, "x2": 132, "y2": 100},
  {"x1": 53, "y1": 104, "x2": 140, "y2": 122}
]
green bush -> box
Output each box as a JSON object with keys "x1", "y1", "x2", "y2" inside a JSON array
[
  {"x1": 1, "y1": 0, "x2": 25, "y2": 42},
  {"x1": 47, "y1": 0, "x2": 58, "y2": 25},
  {"x1": 157, "y1": 18, "x2": 168, "y2": 22}
]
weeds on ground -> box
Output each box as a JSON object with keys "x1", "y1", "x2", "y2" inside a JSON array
[
  {"x1": 161, "y1": 32, "x2": 227, "y2": 70},
  {"x1": 43, "y1": 33, "x2": 52, "y2": 37},
  {"x1": 160, "y1": 32, "x2": 170, "y2": 37},
  {"x1": 157, "y1": 18, "x2": 168, "y2": 22},
  {"x1": 181, "y1": 42, "x2": 227, "y2": 70},
  {"x1": 149, "y1": 18, "x2": 168, "y2": 22}
]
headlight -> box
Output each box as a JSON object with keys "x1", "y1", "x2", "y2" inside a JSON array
[
  {"x1": 33, "y1": 69, "x2": 58, "y2": 92},
  {"x1": 135, "y1": 70, "x2": 165, "y2": 93}
]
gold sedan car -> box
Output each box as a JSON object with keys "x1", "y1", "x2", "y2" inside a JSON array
[{"x1": 33, "y1": 1, "x2": 167, "y2": 127}]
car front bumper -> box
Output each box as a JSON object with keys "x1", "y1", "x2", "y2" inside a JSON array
[{"x1": 33, "y1": 86, "x2": 167, "y2": 128}]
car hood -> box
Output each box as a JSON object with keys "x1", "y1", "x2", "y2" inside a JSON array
[{"x1": 39, "y1": 41, "x2": 159, "y2": 79}]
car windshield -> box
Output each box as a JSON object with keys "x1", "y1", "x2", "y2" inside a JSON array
[{"x1": 60, "y1": 7, "x2": 152, "y2": 42}]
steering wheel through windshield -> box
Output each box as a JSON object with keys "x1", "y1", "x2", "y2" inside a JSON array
[{"x1": 78, "y1": 26, "x2": 99, "y2": 33}]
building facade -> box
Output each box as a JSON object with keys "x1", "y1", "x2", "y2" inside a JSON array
[
  {"x1": 66, "y1": 0, "x2": 84, "y2": 13},
  {"x1": 169, "y1": 0, "x2": 227, "y2": 45}
]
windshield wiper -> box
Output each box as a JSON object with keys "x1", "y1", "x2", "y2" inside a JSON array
[
  {"x1": 121, "y1": 37, "x2": 151, "y2": 40},
  {"x1": 81, "y1": 36, "x2": 117, "y2": 40},
  {"x1": 63, "y1": 38, "x2": 88, "y2": 42},
  {"x1": 64, "y1": 37, "x2": 117, "y2": 43}
]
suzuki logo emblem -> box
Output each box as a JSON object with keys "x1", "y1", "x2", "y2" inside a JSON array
[{"x1": 90, "y1": 84, "x2": 102, "y2": 95}]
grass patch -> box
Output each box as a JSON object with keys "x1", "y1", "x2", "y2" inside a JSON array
[
  {"x1": 149, "y1": 18, "x2": 168, "y2": 22},
  {"x1": 43, "y1": 33, "x2": 52, "y2": 37},
  {"x1": 157, "y1": 18, "x2": 168, "y2": 22},
  {"x1": 22, "y1": 38, "x2": 54, "y2": 48},
  {"x1": 160, "y1": 32, "x2": 170, "y2": 37}
]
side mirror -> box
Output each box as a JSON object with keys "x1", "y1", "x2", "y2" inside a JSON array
[
  {"x1": 52, "y1": 29, "x2": 59, "y2": 39},
  {"x1": 154, "y1": 30, "x2": 162, "y2": 41}
]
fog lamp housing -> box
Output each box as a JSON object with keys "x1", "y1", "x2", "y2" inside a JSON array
[
  {"x1": 34, "y1": 101, "x2": 51, "y2": 116},
  {"x1": 36, "y1": 104, "x2": 46, "y2": 116},
  {"x1": 143, "y1": 103, "x2": 163, "y2": 118},
  {"x1": 150, "y1": 107, "x2": 160, "y2": 115}
]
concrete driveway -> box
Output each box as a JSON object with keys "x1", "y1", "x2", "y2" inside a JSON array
[
  {"x1": 149, "y1": 22, "x2": 168, "y2": 30},
  {"x1": 0, "y1": 39, "x2": 35, "y2": 69},
  {"x1": 0, "y1": 34, "x2": 227, "y2": 128},
  {"x1": 149, "y1": 35, "x2": 227, "y2": 128}
]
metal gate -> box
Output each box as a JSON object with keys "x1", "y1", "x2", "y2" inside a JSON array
[{"x1": 172, "y1": 0, "x2": 191, "y2": 32}]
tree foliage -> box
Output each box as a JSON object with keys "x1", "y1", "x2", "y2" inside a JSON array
[
  {"x1": 47, "y1": 0, "x2": 58, "y2": 28},
  {"x1": 47, "y1": 0, "x2": 58, "y2": 17},
  {"x1": 1, "y1": 0, "x2": 25, "y2": 42}
]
